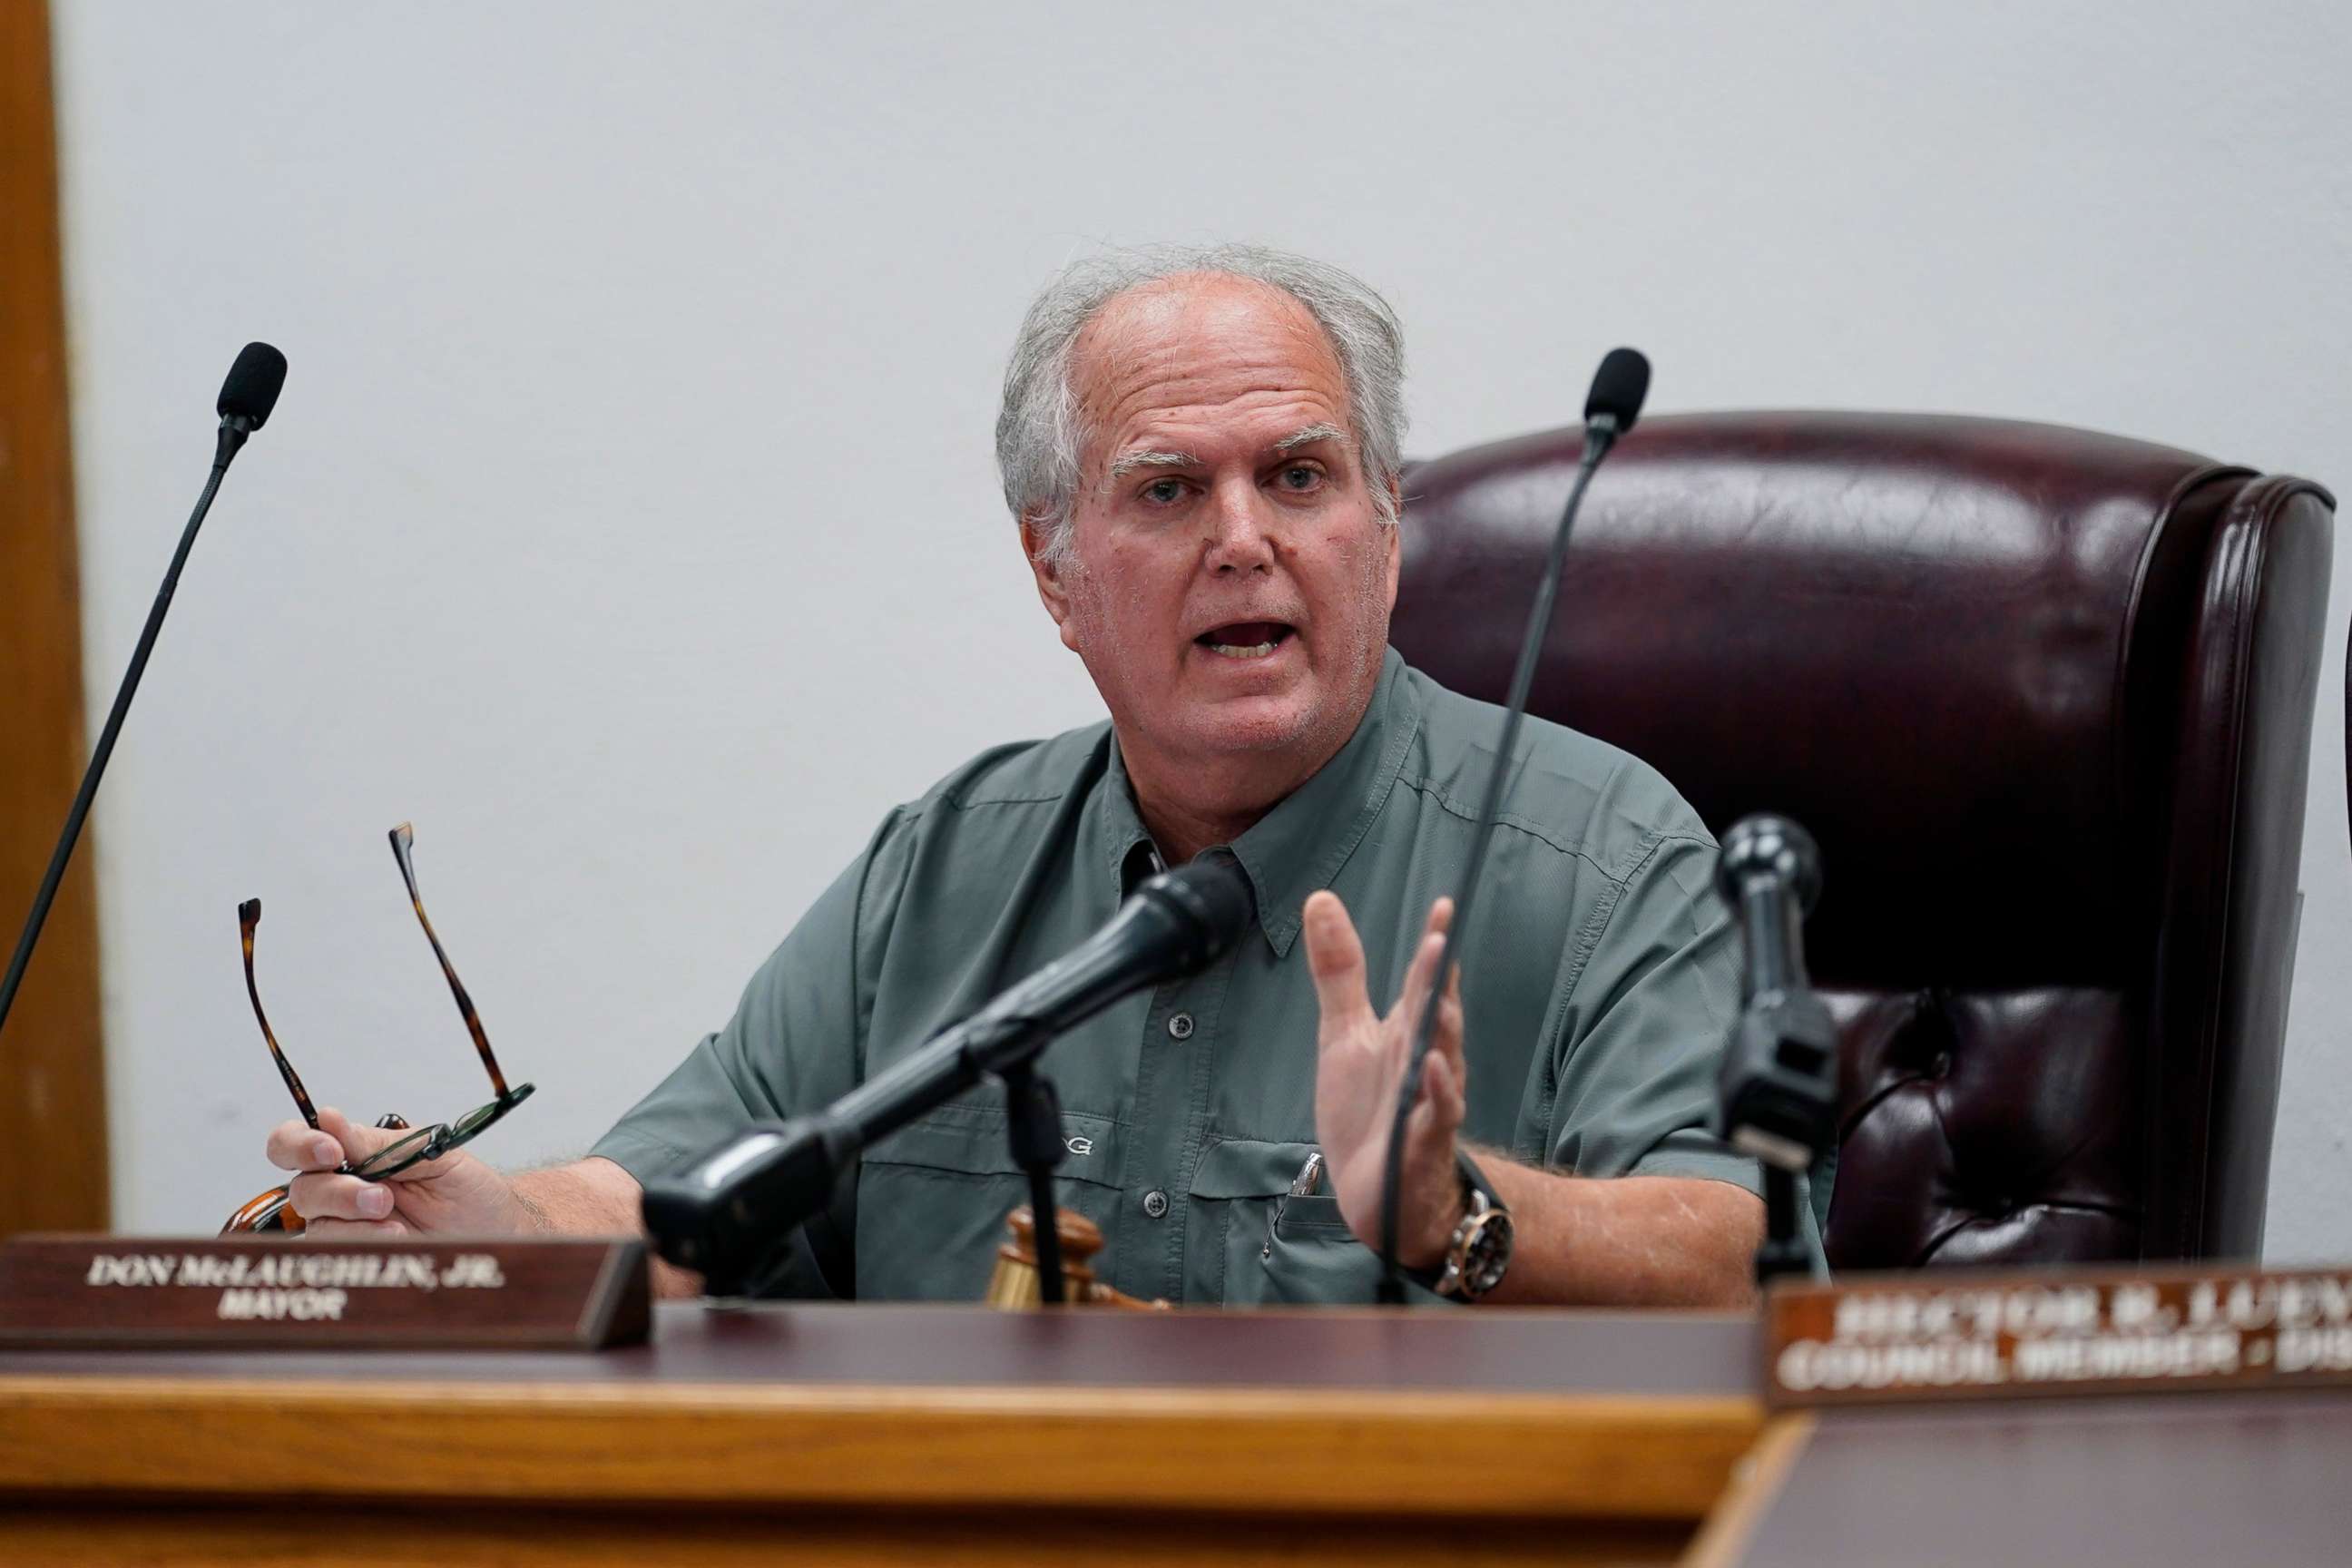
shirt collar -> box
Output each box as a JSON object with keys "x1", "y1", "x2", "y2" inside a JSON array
[{"x1": 1094, "y1": 646, "x2": 1420, "y2": 957}]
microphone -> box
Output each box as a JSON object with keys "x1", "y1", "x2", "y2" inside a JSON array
[
  {"x1": 1583, "y1": 347, "x2": 1651, "y2": 441},
  {"x1": 642, "y1": 856, "x2": 1256, "y2": 1294},
  {"x1": 1711, "y1": 815, "x2": 1838, "y2": 1175},
  {"x1": 0, "y1": 344, "x2": 289, "y2": 1042},
  {"x1": 215, "y1": 342, "x2": 289, "y2": 452},
  {"x1": 1375, "y1": 348, "x2": 1651, "y2": 1305},
  {"x1": 1713, "y1": 814, "x2": 1837, "y2": 1285}
]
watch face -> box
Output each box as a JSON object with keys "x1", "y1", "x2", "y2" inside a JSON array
[{"x1": 1459, "y1": 1210, "x2": 1514, "y2": 1297}]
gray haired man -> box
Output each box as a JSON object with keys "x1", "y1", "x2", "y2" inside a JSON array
[{"x1": 266, "y1": 245, "x2": 1783, "y2": 1306}]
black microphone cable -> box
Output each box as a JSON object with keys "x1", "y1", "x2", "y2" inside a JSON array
[
  {"x1": 0, "y1": 343, "x2": 289, "y2": 1041},
  {"x1": 1374, "y1": 348, "x2": 1651, "y2": 1305}
]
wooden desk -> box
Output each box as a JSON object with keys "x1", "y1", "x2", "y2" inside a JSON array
[
  {"x1": 1709, "y1": 1388, "x2": 2352, "y2": 1567},
  {"x1": 0, "y1": 1300, "x2": 1768, "y2": 1567},
  {"x1": 15, "y1": 1297, "x2": 2337, "y2": 1565}
]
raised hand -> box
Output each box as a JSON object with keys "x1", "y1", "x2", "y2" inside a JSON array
[{"x1": 1301, "y1": 891, "x2": 1467, "y2": 1268}]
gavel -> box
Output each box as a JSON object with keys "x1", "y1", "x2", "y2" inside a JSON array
[{"x1": 985, "y1": 1205, "x2": 1167, "y2": 1310}]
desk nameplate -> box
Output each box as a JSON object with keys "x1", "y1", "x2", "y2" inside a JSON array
[
  {"x1": 0, "y1": 1235, "x2": 649, "y2": 1350},
  {"x1": 1766, "y1": 1262, "x2": 2352, "y2": 1408}
]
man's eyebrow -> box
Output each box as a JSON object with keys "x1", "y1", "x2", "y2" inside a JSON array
[
  {"x1": 1107, "y1": 448, "x2": 1200, "y2": 479},
  {"x1": 1105, "y1": 424, "x2": 1348, "y2": 480},
  {"x1": 1273, "y1": 422, "x2": 1350, "y2": 453}
]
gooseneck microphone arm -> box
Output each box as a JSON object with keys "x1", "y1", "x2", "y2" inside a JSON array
[
  {"x1": 1375, "y1": 348, "x2": 1651, "y2": 1306},
  {"x1": 0, "y1": 343, "x2": 288, "y2": 1043}
]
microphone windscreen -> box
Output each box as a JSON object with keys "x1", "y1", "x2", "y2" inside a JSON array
[
  {"x1": 217, "y1": 342, "x2": 289, "y2": 429},
  {"x1": 1583, "y1": 347, "x2": 1651, "y2": 432},
  {"x1": 1180, "y1": 854, "x2": 1256, "y2": 947},
  {"x1": 1147, "y1": 855, "x2": 1257, "y2": 964}
]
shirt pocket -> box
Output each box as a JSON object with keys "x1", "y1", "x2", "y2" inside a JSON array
[
  {"x1": 857, "y1": 1104, "x2": 1126, "y2": 1302},
  {"x1": 1189, "y1": 1138, "x2": 1379, "y2": 1308}
]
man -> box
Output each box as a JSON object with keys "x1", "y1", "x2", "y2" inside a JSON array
[{"x1": 269, "y1": 244, "x2": 1789, "y2": 1306}]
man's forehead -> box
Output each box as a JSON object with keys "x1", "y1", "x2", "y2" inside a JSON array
[
  {"x1": 1072, "y1": 276, "x2": 1354, "y2": 475},
  {"x1": 1075, "y1": 278, "x2": 1338, "y2": 391},
  {"x1": 1086, "y1": 270, "x2": 1322, "y2": 341}
]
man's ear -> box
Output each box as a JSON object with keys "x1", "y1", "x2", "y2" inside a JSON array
[
  {"x1": 1380, "y1": 476, "x2": 1404, "y2": 612},
  {"x1": 1020, "y1": 514, "x2": 1083, "y2": 652}
]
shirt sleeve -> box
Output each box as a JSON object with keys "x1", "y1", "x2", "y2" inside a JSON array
[
  {"x1": 1543, "y1": 829, "x2": 1833, "y2": 1255},
  {"x1": 1546, "y1": 833, "x2": 1743, "y2": 1182},
  {"x1": 588, "y1": 809, "x2": 915, "y2": 1217}
]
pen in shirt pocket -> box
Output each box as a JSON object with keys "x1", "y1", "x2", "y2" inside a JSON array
[{"x1": 1265, "y1": 1150, "x2": 1325, "y2": 1260}]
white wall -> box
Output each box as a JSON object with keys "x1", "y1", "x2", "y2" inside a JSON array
[{"x1": 47, "y1": 2, "x2": 2352, "y2": 1254}]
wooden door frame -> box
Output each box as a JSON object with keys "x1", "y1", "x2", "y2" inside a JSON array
[{"x1": 0, "y1": 0, "x2": 110, "y2": 1233}]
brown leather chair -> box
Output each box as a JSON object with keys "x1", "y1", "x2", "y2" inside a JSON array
[{"x1": 1394, "y1": 414, "x2": 2334, "y2": 1269}]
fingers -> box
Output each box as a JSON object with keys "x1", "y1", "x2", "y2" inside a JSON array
[
  {"x1": 318, "y1": 1106, "x2": 401, "y2": 1162},
  {"x1": 1426, "y1": 1044, "x2": 1466, "y2": 1131},
  {"x1": 1302, "y1": 892, "x2": 1377, "y2": 1043},
  {"x1": 1400, "y1": 1052, "x2": 1470, "y2": 1265},
  {"x1": 301, "y1": 1215, "x2": 414, "y2": 1242},
  {"x1": 289, "y1": 1170, "x2": 398, "y2": 1223},
  {"x1": 1406, "y1": 1049, "x2": 1468, "y2": 1153},
  {"x1": 266, "y1": 1117, "x2": 346, "y2": 1174},
  {"x1": 1424, "y1": 896, "x2": 1456, "y2": 942},
  {"x1": 318, "y1": 1106, "x2": 451, "y2": 1186},
  {"x1": 1392, "y1": 897, "x2": 1455, "y2": 1009},
  {"x1": 1388, "y1": 897, "x2": 1455, "y2": 1060},
  {"x1": 1433, "y1": 962, "x2": 1466, "y2": 1079},
  {"x1": 1392, "y1": 927, "x2": 1446, "y2": 1041},
  {"x1": 1404, "y1": 920, "x2": 1467, "y2": 1145}
]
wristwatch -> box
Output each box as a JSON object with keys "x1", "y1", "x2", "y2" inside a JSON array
[{"x1": 1410, "y1": 1150, "x2": 1514, "y2": 1301}]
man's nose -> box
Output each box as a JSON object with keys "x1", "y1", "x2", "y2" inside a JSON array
[{"x1": 1202, "y1": 477, "x2": 1278, "y2": 574}]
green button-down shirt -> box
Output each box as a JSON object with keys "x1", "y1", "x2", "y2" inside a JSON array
[{"x1": 593, "y1": 649, "x2": 1812, "y2": 1304}]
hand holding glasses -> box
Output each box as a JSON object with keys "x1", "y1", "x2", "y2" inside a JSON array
[{"x1": 221, "y1": 823, "x2": 533, "y2": 1234}]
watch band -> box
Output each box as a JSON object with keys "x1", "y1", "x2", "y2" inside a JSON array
[{"x1": 1404, "y1": 1149, "x2": 1514, "y2": 1300}]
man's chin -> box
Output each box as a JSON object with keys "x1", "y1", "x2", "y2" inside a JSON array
[{"x1": 1176, "y1": 691, "x2": 1325, "y2": 756}]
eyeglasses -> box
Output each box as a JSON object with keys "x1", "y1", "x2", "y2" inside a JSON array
[{"x1": 221, "y1": 822, "x2": 533, "y2": 1233}]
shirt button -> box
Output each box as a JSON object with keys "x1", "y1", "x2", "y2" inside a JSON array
[
  {"x1": 1167, "y1": 1013, "x2": 1195, "y2": 1040},
  {"x1": 1142, "y1": 1190, "x2": 1171, "y2": 1219}
]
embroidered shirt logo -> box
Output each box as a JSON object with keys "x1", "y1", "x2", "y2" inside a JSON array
[{"x1": 1064, "y1": 1135, "x2": 1095, "y2": 1157}]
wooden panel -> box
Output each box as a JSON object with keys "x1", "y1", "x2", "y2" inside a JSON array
[
  {"x1": 0, "y1": 1311, "x2": 1767, "y2": 1564},
  {"x1": 0, "y1": 1375, "x2": 1764, "y2": 1522},
  {"x1": 0, "y1": 0, "x2": 108, "y2": 1233},
  {"x1": 0, "y1": 1504, "x2": 1692, "y2": 1568}
]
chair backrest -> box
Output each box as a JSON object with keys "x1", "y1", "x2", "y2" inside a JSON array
[{"x1": 1394, "y1": 413, "x2": 2334, "y2": 1268}]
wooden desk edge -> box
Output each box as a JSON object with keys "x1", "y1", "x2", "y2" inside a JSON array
[
  {"x1": 0, "y1": 1373, "x2": 1765, "y2": 1521},
  {"x1": 1678, "y1": 1414, "x2": 1817, "y2": 1568}
]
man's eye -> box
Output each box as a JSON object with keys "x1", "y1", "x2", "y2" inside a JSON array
[
  {"x1": 1279, "y1": 465, "x2": 1324, "y2": 491},
  {"x1": 1142, "y1": 478, "x2": 1187, "y2": 505}
]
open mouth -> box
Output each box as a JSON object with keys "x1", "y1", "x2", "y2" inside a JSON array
[{"x1": 1194, "y1": 622, "x2": 1297, "y2": 661}]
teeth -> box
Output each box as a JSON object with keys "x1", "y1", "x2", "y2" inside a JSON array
[{"x1": 1207, "y1": 641, "x2": 1278, "y2": 660}]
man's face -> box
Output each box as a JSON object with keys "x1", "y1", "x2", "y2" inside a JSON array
[{"x1": 1027, "y1": 277, "x2": 1400, "y2": 789}]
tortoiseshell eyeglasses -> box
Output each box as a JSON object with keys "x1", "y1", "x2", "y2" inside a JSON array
[{"x1": 221, "y1": 822, "x2": 533, "y2": 1234}]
